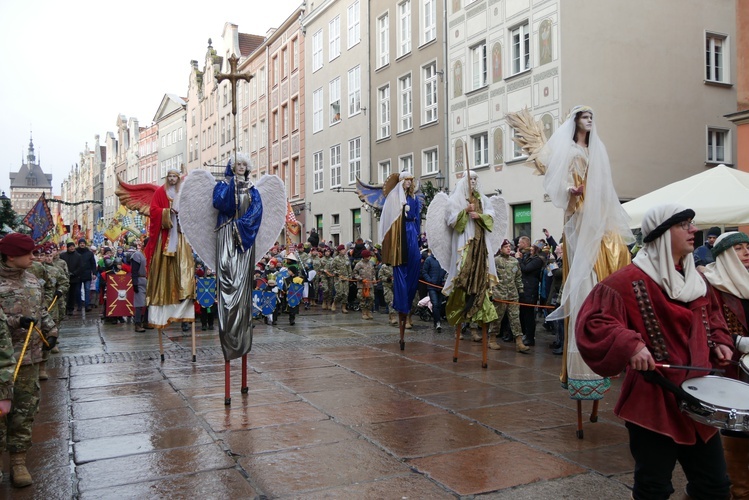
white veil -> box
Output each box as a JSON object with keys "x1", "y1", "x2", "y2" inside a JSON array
[
  {"x1": 542, "y1": 106, "x2": 634, "y2": 321},
  {"x1": 443, "y1": 172, "x2": 497, "y2": 294},
  {"x1": 378, "y1": 172, "x2": 411, "y2": 244}
]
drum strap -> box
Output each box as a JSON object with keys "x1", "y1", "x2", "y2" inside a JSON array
[
  {"x1": 640, "y1": 370, "x2": 704, "y2": 409},
  {"x1": 632, "y1": 280, "x2": 670, "y2": 362}
]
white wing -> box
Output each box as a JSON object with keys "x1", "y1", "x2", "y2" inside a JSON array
[
  {"x1": 486, "y1": 195, "x2": 509, "y2": 256},
  {"x1": 254, "y1": 175, "x2": 286, "y2": 265},
  {"x1": 178, "y1": 170, "x2": 219, "y2": 271},
  {"x1": 425, "y1": 192, "x2": 452, "y2": 270}
]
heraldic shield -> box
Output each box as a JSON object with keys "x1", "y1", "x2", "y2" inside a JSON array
[
  {"x1": 106, "y1": 273, "x2": 134, "y2": 317},
  {"x1": 197, "y1": 277, "x2": 216, "y2": 308},
  {"x1": 253, "y1": 290, "x2": 277, "y2": 317},
  {"x1": 287, "y1": 282, "x2": 304, "y2": 308}
]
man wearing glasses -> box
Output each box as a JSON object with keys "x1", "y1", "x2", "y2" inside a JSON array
[{"x1": 575, "y1": 203, "x2": 734, "y2": 499}]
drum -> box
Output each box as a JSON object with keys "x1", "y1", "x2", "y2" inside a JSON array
[
  {"x1": 740, "y1": 354, "x2": 749, "y2": 384},
  {"x1": 679, "y1": 376, "x2": 749, "y2": 431}
]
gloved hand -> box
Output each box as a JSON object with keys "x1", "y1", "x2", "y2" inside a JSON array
[
  {"x1": 43, "y1": 336, "x2": 58, "y2": 351},
  {"x1": 736, "y1": 336, "x2": 749, "y2": 354},
  {"x1": 133, "y1": 284, "x2": 139, "y2": 294},
  {"x1": 19, "y1": 316, "x2": 36, "y2": 329},
  {"x1": 55, "y1": 290, "x2": 64, "y2": 299}
]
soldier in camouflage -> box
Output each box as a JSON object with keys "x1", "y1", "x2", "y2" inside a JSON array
[
  {"x1": 328, "y1": 245, "x2": 351, "y2": 314},
  {"x1": 352, "y1": 250, "x2": 376, "y2": 320},
  {"x1": 0, "y1": 233, "x2": 59, "y2": 487},
  {"x1": 309, "y1": 247, "x2": 322, "y2": 307},
  {"x1": 489, "y1": 239, "x2": 530, "y2": 353},
  {"x1": 320, "y1": 248, "x2": 334, "y2": 309},
  {"x1": 37, "y1": 244, "x2": 68, "y2": 379},
  {"x1": 378, "y1": 263, "x2": 396, "y2": 325}
]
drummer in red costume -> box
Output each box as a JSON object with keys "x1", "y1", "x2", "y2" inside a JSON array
[
  {"x1": 702, "y1": 231, "x2": 749, "y2": 499},
  {"x1": 576, "y1": 203, "x2": 733, "y2": 500}
]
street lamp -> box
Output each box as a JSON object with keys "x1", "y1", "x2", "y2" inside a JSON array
[{"x1": 434, "y1": 170, "x2": 445, "y2": 191}]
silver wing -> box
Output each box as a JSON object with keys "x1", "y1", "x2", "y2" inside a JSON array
[
  {"x1": 178, "y1": 169, "x2": 219, "y2": 271},
  {"x1": 486, "y1": 195, "x2": 509, "y2": 256},
  {"x1": 254, "y1": 175, "x2": 286, "y2": 264},
  {"x1": 425, "y1": 192, "x2": 452, "y2": 270}
]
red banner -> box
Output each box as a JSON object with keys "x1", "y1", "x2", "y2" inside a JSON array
[{"x1": 106, "y1": 273, "x2": 134, "y2": 317}]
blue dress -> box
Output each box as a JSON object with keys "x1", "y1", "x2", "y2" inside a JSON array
[{"x1": 392, "y1": 195, "x2": 421, "y2": 313}]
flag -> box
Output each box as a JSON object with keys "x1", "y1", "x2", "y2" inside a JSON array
[
  {"x1": 22, "y1": 193, "x2": 54, "y2": 242},
  {"x1": 285, "y1": 200, "x2": 301, "y2": 235},
  {"x1": 105, "y1": 206, "x2": 127, "y2": 242}
]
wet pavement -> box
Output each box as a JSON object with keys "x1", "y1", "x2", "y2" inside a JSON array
[{"x1": 2, "y1": 306, "x2": 690, "y2": 498}]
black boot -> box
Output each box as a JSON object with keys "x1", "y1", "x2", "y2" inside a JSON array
[{"x1": 289, "y1": 314, "x2": 295, "y2": 326}]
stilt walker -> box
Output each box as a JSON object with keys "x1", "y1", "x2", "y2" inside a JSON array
[
  {"x1": 116, "y1": 165, "x2": 197, "y2": 363},
  {"x1": 357, "y1": 173, "x2": 422, "y2": 350},
  {"x1": 426, "y1": 151, "x2": 509, "y2": 368},
  {"x1": 179, "y1": 56, "x2": 286, "y2": 405},
  {"x1": 507, "y1": 106, "x2": 633, "y2": 437}
]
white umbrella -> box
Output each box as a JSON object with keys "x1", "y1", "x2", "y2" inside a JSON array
[{"x1": 622, "y1": 165, "x2": 749, "y2": 229}]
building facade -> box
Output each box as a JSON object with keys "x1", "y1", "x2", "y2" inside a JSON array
[
  {"x1": 303, "y1": 0, "x2": 370, "y2": 245},
  {"x1": 446, "y1": 0, "x2": 737, "y2": 240},
  {"x1": 369, "y1": 0, "x2": 446, "y2": 241},
  {"x1": 9, "y1": 136, "x2": 53, "y2": 217},
  {"x1": 153, "y1": 94, "x2": 187, "y2": 182}
]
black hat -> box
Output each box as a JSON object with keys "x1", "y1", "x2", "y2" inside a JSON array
[{"x1": 707, "y1": 226, "x2": 721, "y2": 238}]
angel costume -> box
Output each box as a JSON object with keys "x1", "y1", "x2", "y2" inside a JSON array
[
  {"x1": 443, "y1": 172, "x2": 499, "y2": 325},
  {"x1": 144, "y1": 168, "x2": 196, "y2": 327},
  {"x1": 541, "y1": 105, "x2": 633, "y2": 400},
  {"x1": 379, "y1": 171, "x2": 422, "y2": 314},
  {"x1": 212, "y1": 159, "x2": 263, "y2": 360}
]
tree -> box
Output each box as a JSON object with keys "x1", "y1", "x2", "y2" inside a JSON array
[{"x1": 0, "y1": 193, "x2": 18, "y2": 231}]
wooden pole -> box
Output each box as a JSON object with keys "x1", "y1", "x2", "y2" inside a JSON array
[
  {"x1": 453, "y1": 323, "x2": 461, "y2": 363},
  {"x1": 158, "y1": 328, "x2": 164, "y2": 362},
  {"x1": 191, "y1": 320, "x2": 196, "y2": 363},
  {"x1": 481, "y1": 323, "x2": 488, "y2": 369}
]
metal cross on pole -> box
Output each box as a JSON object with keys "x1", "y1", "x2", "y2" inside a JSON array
[{"x1": 215, "y1": 53, "x2": 253, "y2": 159}]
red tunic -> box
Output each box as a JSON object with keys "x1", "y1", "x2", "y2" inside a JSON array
[
  {"x1": 144, "y1": 185, "x2": 171, "y2": 267},
  {"x1": 576, "y1": 264, "x2": 734, "y2": 444}
]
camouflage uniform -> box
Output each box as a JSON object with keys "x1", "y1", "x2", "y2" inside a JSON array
[
  {"x1": 320, "y1": 256, "x2": 334, "y2": 304},
  {"x1": 52, "y1": 257, "x2": 69, "y2": 317},
  {"x1": 378, "y1": 264, "x2": 394, "y2": 308},
  {"x1": 0, "y1": 260, "x2": 58, "y2": 454},
  {"x1": 490, "y1": 254, "x2": 523, "y2": 337},
  {"x1": 310, "y1": 254, "x2": 322, "y2": 302},
  {"x1": 328, "y1": 254, "x2": 351, "y2": 309},
  {"x1": 0, "y1": 309, "x2": 15, "y2": 402},
  {"x1": 44, "y1": 261, "x2": 69, "y2": 326},
  {"x1": 352, "y1": 259, "x2": 376, "y2": 312},
  {"x1": 27, "y1": 262, "x2": 55, "y2": 309}
]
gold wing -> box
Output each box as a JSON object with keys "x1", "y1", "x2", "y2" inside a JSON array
[
  {"x1": 114, "y1": 176, "x2": 158, "y2": 216},
  {"x1": 505, "y1": 108, "x2": 547, "y2": 175}
]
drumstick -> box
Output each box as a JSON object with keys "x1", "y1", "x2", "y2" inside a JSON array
[{"x1": 655, "y1": 363, "x2": 725, "y2": 374}]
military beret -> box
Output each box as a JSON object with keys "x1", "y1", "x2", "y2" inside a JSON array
[{"x1": 0, "y1": 233, "x2": 36, "y2": 256}]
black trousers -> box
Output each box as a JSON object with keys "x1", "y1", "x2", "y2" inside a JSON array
[
  {"x1": 626, "y1": 422, "x2": 730, "y2": 500},
  {"x1": 519, "y1": 300, "x2": 537, "y2": 341}
]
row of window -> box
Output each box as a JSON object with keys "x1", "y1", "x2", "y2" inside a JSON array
[
  {"x1": 376, "y1": 0, "x2": 437, "y2": 69},
  {"x1": 160, "y1": 127, "x2": 184, "y2": 149},
  {"x1": 159, "y1": 154, "x2": 184, "y2": 179},
  {"x1": 312, "y1": 0, "x2": 362, "y2": 72},
  {"x1": 311, "y1": 142, "x2": 439, "y2": 192},
  {"x1": 312, "y1": 66, "x2": 362, "y2": 132}
]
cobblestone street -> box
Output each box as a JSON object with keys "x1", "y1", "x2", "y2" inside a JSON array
[{"x1": 2, "y1": 307, "x2": 688, "y2": 499}]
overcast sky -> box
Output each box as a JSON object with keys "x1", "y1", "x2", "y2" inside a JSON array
[{"x1": 0, "y1": 0, "x2": 303, "y2": 196}]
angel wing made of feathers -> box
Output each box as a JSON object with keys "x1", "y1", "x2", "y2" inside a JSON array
[
  {"x1": 357, "y1": 174, "x2": 426, "y2": 212},
  {"x1": 485, "y1": 195, "x2": 509, "y2": 256},
  {"x1": 424, "y1": 192, "x2": 452, "y2": 270},
  {"x1": 178, "y1": 170, "x2": 287, "y2": 272},
  {"x1": 505, "y1": 107, "x2": 547, "y2": 175},
  {"x1": 425, "y1": 193, "x2": 509, "y2": 271},
  {"x1": 115, "y1": 176, "x2": 158, "y2": 216}
]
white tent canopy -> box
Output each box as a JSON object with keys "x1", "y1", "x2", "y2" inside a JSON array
[{"x1": 622, "y1": 165, "x2": 749, "y2": 229}]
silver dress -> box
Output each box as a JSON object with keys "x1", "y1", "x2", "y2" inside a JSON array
[{"x1": 216, "y1": 180, "x2": 254, "y2": 360}]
